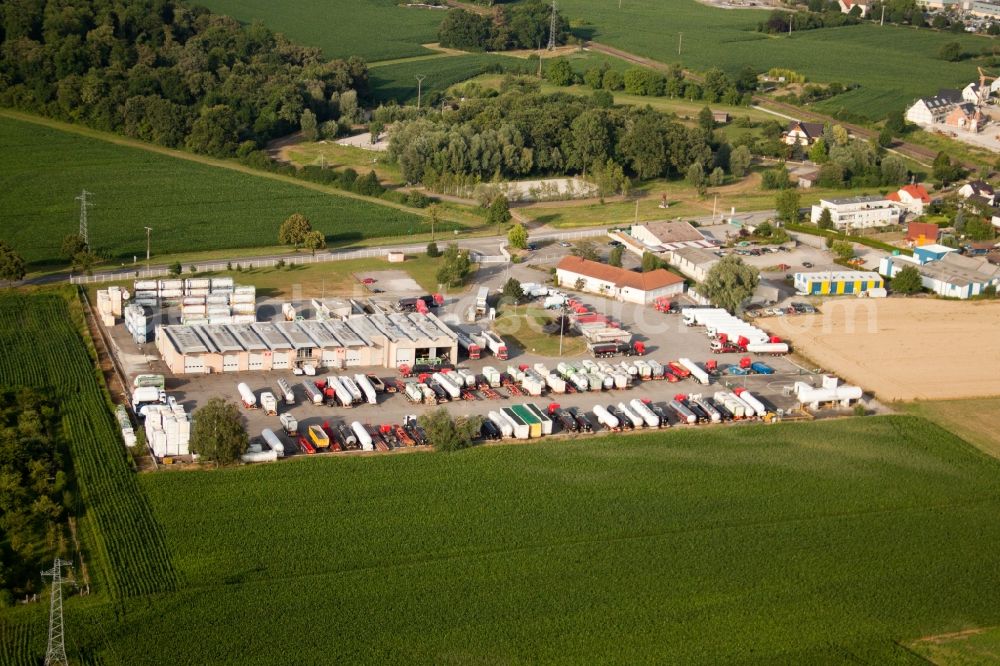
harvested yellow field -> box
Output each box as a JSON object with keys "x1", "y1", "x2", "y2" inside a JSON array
[{"x1": 765, "y1": 298, "x2": 1000, "y2": 402}]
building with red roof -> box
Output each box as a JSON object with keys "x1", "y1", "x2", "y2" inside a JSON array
[
  {"x1": 556, "y1": 256, "x2": 685, "y2": 305},
  {"x1": 887, "y1": 184, "x2": 932, "y2": 216},
  {"x1": 905, "y1": 222, "x2": 940, "y2": 246}
]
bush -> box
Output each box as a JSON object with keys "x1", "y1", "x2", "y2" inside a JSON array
[{"x1": 427, "y1": 241, "x2": 440, "y2": 258}]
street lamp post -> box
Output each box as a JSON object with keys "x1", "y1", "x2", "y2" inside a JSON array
[{"x1": 144, "y1": 226, "x2": 152, "y2": 268}]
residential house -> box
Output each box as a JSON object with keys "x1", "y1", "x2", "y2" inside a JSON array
[
  {"x1": 838, "y1": 0, "x2": 870, "y2": 14},
  {"x1": 904, "y1": 221, "x2": 940, "y2": 246},
  {"x1": 556, "y1": 256, "x2": 685, "y2": 305},
  {"x1": 962, "y1": 82, "x2": 984, "y2": 104},
  {"x1": 665, "y1": 246, "x2": 720, "y2": 283},
  {"x1": 629, "y1": 221, "x2": 716, "y2": 252},
  {"x1": 810, "y1": 195, "x2": 902, "y2": 230},
  {"x1": 944, "y1": 103, "x2": 985, "y2": 132},
  {"x1": 958, "y1": 180, "x2": 995, "y2": 204},
  {"x1": 782, "y1": 120, "x2": 826, "y2": 146},
  {"x1": 904, "y1": 96, "x2": 954, "y2": 125},
  {"x1": 879, "y1": 251, "x2": 1000, "y2": 299},
  {"x1": 887, "y1": 184, "x2": 932, "y2": 215},
  {"x1": 937, "y1": 88, "x2": 964, "y2": 104}
]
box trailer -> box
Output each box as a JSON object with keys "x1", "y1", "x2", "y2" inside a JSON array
[
  {"x1": 482, "y1": 331, "x2": 508, "y2": 360},
  {"x1": 524, "y1": 403, "x2": 553, "y2": 435},
  {"x1": 279, "y1": 413, "x2": 298, "y2": 436},
  {"x1": 260, "y1": 391, "x2": 278, "y2": 416},
  {"x1": 510, "y1": 405, "x2": 542, "y2": 438},
  {"x1": 679, "y1": 358, "x2": 711, "y2": 385}
]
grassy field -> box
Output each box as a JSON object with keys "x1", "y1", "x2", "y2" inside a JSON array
[
  {"x1": 908, "y1": 625, "x2": 1000, "y2": 664},
  {"x1": 558, "y1": 0, "x2": 990, "y2": 119},
  {"x1": 0, "y1": 114, "x2": 427, "y2": 268},
  {"x1": 494, "y1": 306, "x2": 589, "y2": 356},
  {"x1": 196, "y1": 0, "x2": 443, "y2": 62},
  {"x1": 903, "y1": 397, "x2": 1000, "y2": 459},
  {"x1": 371, "y1": 53, "x2": 531, "y2": 104},
  {"x1": 0, "y1": 416, "x2": 991, "y2": 663}
]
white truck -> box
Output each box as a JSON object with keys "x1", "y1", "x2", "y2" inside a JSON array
[
  {"x1": 279, "y1": 413, "x2": 298, "y2": 436},
  {"x1": 260, "y1": 391, "x2": 278, "y2": 416}
]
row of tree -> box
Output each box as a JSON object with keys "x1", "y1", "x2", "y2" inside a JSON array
[
  {"x1": 546, "y1": 60, "x2": 757, "y2": 107},
  {"x1": 386, "y1": 91, "x2": 716, "y2": 186},
  {"x1": 0, "y1": 389, "x2": 73, "y2": 602},
  {"x1": 0, "y1": 0, "x2": 368, "y2": 157},
  {"x1": 437, "y1": 2, "x2": 568, "y2": 51}
]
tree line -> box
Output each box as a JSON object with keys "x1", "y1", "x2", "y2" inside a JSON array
[
  {"x1": 383, "y1": 88, "x2": 718, "y2": 190},
  {"x1": 0, "y1": 0, "x2": 368, "y2": 157},
  {"x1": 437, "y1": 1, "x2": 568, "y2": 51},
  {"x1": 0, "y1": 389, "x2": 74, "y2": 604}
]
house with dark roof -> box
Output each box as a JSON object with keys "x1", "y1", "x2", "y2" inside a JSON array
[
  {"x1": 958, "y1": 180, "x2": 996, "y2": 205},
  {"x1": 937, "y1": 88, "x2": 963, "y2": 104},
  {"x1": 905, "y1": 96, "x2": 954, "y2": 125},
  {"x1": 556, "y1": 256, "x2": 685, "y2": 305},
  {"x1": 782, "y1": 120, "x2": 825, "y2": 146}
]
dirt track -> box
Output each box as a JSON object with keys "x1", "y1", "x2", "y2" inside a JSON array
[{"x1": 764, "y1": 298, "x2": 1000, "y2": 402}]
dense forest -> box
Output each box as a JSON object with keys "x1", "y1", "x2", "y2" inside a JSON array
[
  {"x1": 382, "y1": 85, "x2": 715, "y2": 189},
  {"x1": 0, "y1": 0, "x2": 368, "y2": 156},
  {"x1": 438, "y1": 1, "x2": 568, "y2": 51},
  {"x1": 0, "y1": 389, "x2": 73, "y2": 604}
]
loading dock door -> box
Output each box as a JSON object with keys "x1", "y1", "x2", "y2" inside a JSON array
[
  {"x1": 184, "y1": 356, "x2": 205, "y2": 374},
  {"x1": 249, "y1": 353, "x2": 264, "y2": 370},
  {"x1": 272, "y1": 352, "x2": 289, "y2": 369},
  {"x1": 223, "y1": 355, "x2": 239, "y2": 372}
]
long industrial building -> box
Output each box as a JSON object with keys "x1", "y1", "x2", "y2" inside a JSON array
[{"x1": 155, "y1": 312, "x2": 458, "y2": 374}]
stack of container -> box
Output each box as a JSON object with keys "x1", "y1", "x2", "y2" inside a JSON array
[
  {"x1": 231, "y1": 286, "x2": 256, "y2": 324},
  {"x1": 115, "y1": 405, "x2": 137, "y2": 447},
  {"x1": 124, "y1": 304, "x2": 153, "y2": 344},
  {"x1": 143, "y1": 403, "x2": 191, "y2": 458},
  {"x1": 134, "y1": 279, "x2": 159, "y2": 307}
]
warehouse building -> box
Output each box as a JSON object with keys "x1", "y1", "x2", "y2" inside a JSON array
[
  {"x1": 155, "y1": 312, "x2": 458, "y2": 375},
  {"x1": 629, "y1": 221, "x2": 717, "y2": 252},
  {"x1": 793, "y1": 271, "x2": 885, "y2": 296},
  {"x1": 665, "y1": 246, "x2": 720, "y2": 282},
  {"x1": 556, "y1": 256, "x2": 685, "y2": 305},
  {"x1": 879, "y1": 252, "x2": 1000, "y2": 299}
]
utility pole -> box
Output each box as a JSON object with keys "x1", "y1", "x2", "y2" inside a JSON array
[
  {"x1": 144, "y1": 226, "x2": 152, "y2": 267},
  {"x1": 880, "y1": 5, "x2": 885, "y2": 26},
  {"x1": 75, "y1": 190, "x2": 93, "y2": 247},
  {"x1": 678, "y1": 32, "x2": 682, "y2": 56},
  {"x1": 415, "y1": 75, "x2": 426, "y2": 108},
  {"x1": 41, "y1": 559, "x2": 72, "y2": 666},
  {"x1": 547, "y1": 0, "x2": 557, "y2": 50}
]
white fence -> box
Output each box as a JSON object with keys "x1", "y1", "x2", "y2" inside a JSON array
[{"x1": 69, "y1": 226, "x2": 611, "y2": 285}]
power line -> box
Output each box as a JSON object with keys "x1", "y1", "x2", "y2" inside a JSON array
[
  {"x1": 75, "y1": 190, "x2": 93, "y2": 247},
  {"x1": 41, "y1": 559, "x2": 73, "y2": 666},
  {"x1": 547, "y1": 0, "x2": 558, "y2": 50}
]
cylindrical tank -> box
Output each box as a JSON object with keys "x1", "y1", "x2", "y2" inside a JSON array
[
  {"x1": 617, "y1": 402, "x2": 644, "y2": 429},
  {"x1": 261, "y1": 429, "x2": 285, "y2": 457},
  {"x1": 669, "y1": 400, "x2": 697, "y2": 425},
  {"x1": 352, "y1": 421, "x2": 373, "y2": 451},
  {"x1": 488, "y1": 411, "x2": 514, "y2": 438},
  {"x1": 237, "y1": 383, "x2": 256, "y2": 407},
  {"x1": 592, "y1": 404, "x2": 619, "y2": 430},
  {"x1": 630, "y1": 399, "x2": 661, "y2": 429}
]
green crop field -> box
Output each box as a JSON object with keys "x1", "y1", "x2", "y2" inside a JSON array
[
  {"x1": 196, "y1": 0, "x2": 444, "y2": 62},
  {"x1": 372, "y1": 54, "x2": 531, "y2": 104},
  {"x1": 5, "y1": 409, "x2": 1000, "y2": 664},
  {"x1": 558, "y1": 0, "x2": 990, "y2": 119},
  {"x1": 0, "y1": 115, "x2": 424, "y2": 268}
]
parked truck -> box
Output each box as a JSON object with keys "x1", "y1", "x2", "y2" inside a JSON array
[
  {"x1": 279, "y1": 413, "x2": 298, "y2": 436},
  {"x1": 455, "y1": 331, "x2": 482, "y2": 360},
  {"x1": 589, "y1": 341, "x2": 645, "y2": 358},
  {"x1": 237, "y1": 383, "x2": 257, "y2": 409},
  {"x1": 475, "y1": 286, "x2": 490, "y2": 316},
  {"x1": 276, "y1": 378, "x2": 295, "y2": 405},
  {"x1": 679, "y1": 358, "x2": 710, "y2": 385},
  {"x1": 260, "y1": 391, "x2": 278, "y2": 416},
  {"x1": 482, "y1": 331, "x2": 508, "y2": 360}
]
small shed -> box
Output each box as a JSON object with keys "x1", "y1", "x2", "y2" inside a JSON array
[{"x1": 711, "y1": 110, "x2": 729, "y2": 124}]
